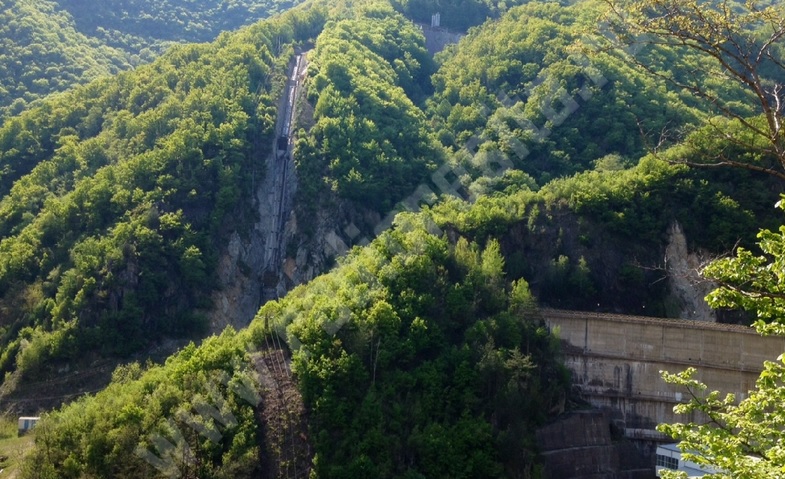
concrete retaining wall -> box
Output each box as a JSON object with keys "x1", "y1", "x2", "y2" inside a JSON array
[
  {"x1": 542, "y1": 309, "x2": 785, "y2": 432},
  {"x1": 536, "y1": 410, "x2": 653, "y2": 479}
]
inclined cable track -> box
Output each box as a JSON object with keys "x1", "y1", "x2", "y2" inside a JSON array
[
  {"x1": 271, "y1": 330, "x2": 299, "y2": 479},
  {"x1": 261, "y1": 325, "x2": 304, "y2": 478},
  {"x1": 261, "y1": 52, "x2": 304, "y2": 304},
  {"x1": 257, "y1": 53, "x2": 309, "y2": 479}
]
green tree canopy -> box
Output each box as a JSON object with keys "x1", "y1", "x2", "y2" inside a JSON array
[
  {"x1": 296, "y1": 2, "x2": 442, "y2": 212},
  {"x1": 0, "y1": 0, "x2": 132, "y2": 118},
  {"x1": 604, "y1": 0, "x2": 785, "y2": 180},
  {"x1": 657, "y1": 208, "x2": 785, "y2": 476},
  {"x1": 427, "y1": 0, "x2": 719, "y2": 185},
  {"x1": 0, "y1": 5, "x2": 327, "y2": 382},
  {"x1": 19, "y1": 216, "x2": 570, "y2": 478}
]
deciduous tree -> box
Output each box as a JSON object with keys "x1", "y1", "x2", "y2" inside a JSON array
[
  {"x1": 605, "y1": 0, "x2": 785, "y2": 180},
  {"x1": 657, "y1": 206, "x2": 785, "y2": 477}
]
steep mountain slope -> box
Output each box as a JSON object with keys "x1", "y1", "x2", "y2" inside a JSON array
[
  {"x1": 0, "y1": 0, "x2": 131, "y2": 117},
  {"x1": 0, "y1": 0, "x2": 776, "y2": 401},
  {"x1": 0, "y1": 0, "x2": 306, "y2": 119},
  {"x1": 58, "y1": 0, "x2": 302, "y2": 45},
  {"x1": 427, "y1": 0, "x2": 753, "y2": 185},
  {"x1": 427, "y1": 154, "x2": 779, "y2": 315},
  {"x1": 3, "y1": 0, "x2": 785, "y2": 476},
  {"x1": 19, "y1": 222, "x2": 569, "y2": 478},
  {"x1": 0, "y1": 4, "x2": 327, "y2": 388},
  {"x1": 295, "y1": 5, "x2": 440, "y2": 213},
  {"x1": 19, "y1": 140, "x2": 779, "y2": 477},
  {"x1": 283, "y1": 0, "x2": 779, "y2": 308}
]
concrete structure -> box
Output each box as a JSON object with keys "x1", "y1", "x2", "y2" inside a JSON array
[
  {"x1": 418, "y1": 24, "x2": 463, "y2": 55},
  {"x1": 542, "y1": 309, "x2": 785, "y2": 438},
  {"x1": 655, "y1": 443, "x2": 718, "y2": 477},
  {"x1": 18, "y1": 416, "x2": 39, "y2": 436},
  {"x1": 537, "y1": 410, "x2": 652, "y2": 478}
]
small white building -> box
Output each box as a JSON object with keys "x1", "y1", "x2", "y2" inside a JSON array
[
  {"x1": 656, "y1": 443, "x2": 720, "y2": 477},
  {"x1": 17, "y1": 416, "x2": 39, "y2": 436}
]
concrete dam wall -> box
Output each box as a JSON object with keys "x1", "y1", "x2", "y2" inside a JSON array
[{"x1": 542, "y1": 309, "x2": 785, "y2": 437}]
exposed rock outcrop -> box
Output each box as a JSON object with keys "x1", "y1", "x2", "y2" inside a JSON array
[
  {"x1": 207, "y1": 54, "x2": 305, "y2": 331},
  {"x1": 664, "y1": 222, "x2": 716, "y2": 321}
]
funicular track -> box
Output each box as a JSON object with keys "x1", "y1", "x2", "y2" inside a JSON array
[
  {"x1": 260, "y1": 53, "x2": 306, "y2": 305},
  {"x1": 255, "y1": 328, "x2": 311, "y2": 478},
  {"x1": 252, "y1": 52, "x2": 312, "y2": 478}
]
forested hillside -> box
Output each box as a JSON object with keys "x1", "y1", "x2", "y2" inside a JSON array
[
  {"x1": 0, "y1": 4, "x2": 326, "y2": 385},
  {"x1": 295, "y1": 3, "x2": 440, "y2": 212},
  {"x1": 57, "y1": 0, "x2": 302, "y2": 45},
  {"x1": 428, "y1": 0, "x2": 752, "y2": 185},
  {"x1": 287, "y1": 0, "x2": 779, "y2": 303},
  {"x1": 428, "y1": 152, "x2": 777, "y2": 313},
  {"x1": 4, "y1": 0, "x2": 785, "y2": 476},
  {"x1": 0, "y1": 0, "x2": 305, "y2": 119},
  {"x1": 0, "y1": 0, "x2": 132, "y2": 118},
  {"x1": 20, "y1": 222, "x2": 569, "y2": 478}
]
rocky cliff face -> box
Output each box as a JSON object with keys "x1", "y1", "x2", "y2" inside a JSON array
[
  {"x1": 420, "y1": 24, "x2": 464, "y2": 55},
  {"x1": 491, "y1": 206, "x2": 718, "y2": 320},
  {"x1": 280, "y1": 208, "x2": 347, "y2": 287},
  {"x1": 208, "y1": 229, "x2": 267, "y2": 331},
  {"x1": 210, "y1": 186, "x2": 723, "y2": 333},
  {"x1": 494, "y1": 206, "x2": 664, "y2": 314},
  {"x1": 664, "y1": 222, "x2": 716, "y2": 321},
  {"x1": 209, "y1": 147, "x2": 299, "y2": 330},
  {"x1": 207, "y1": 153, "x2": 287, "y2": 331},
  {"x1": 207, "y1": 54, "x2": 309, "y2": 331}
]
